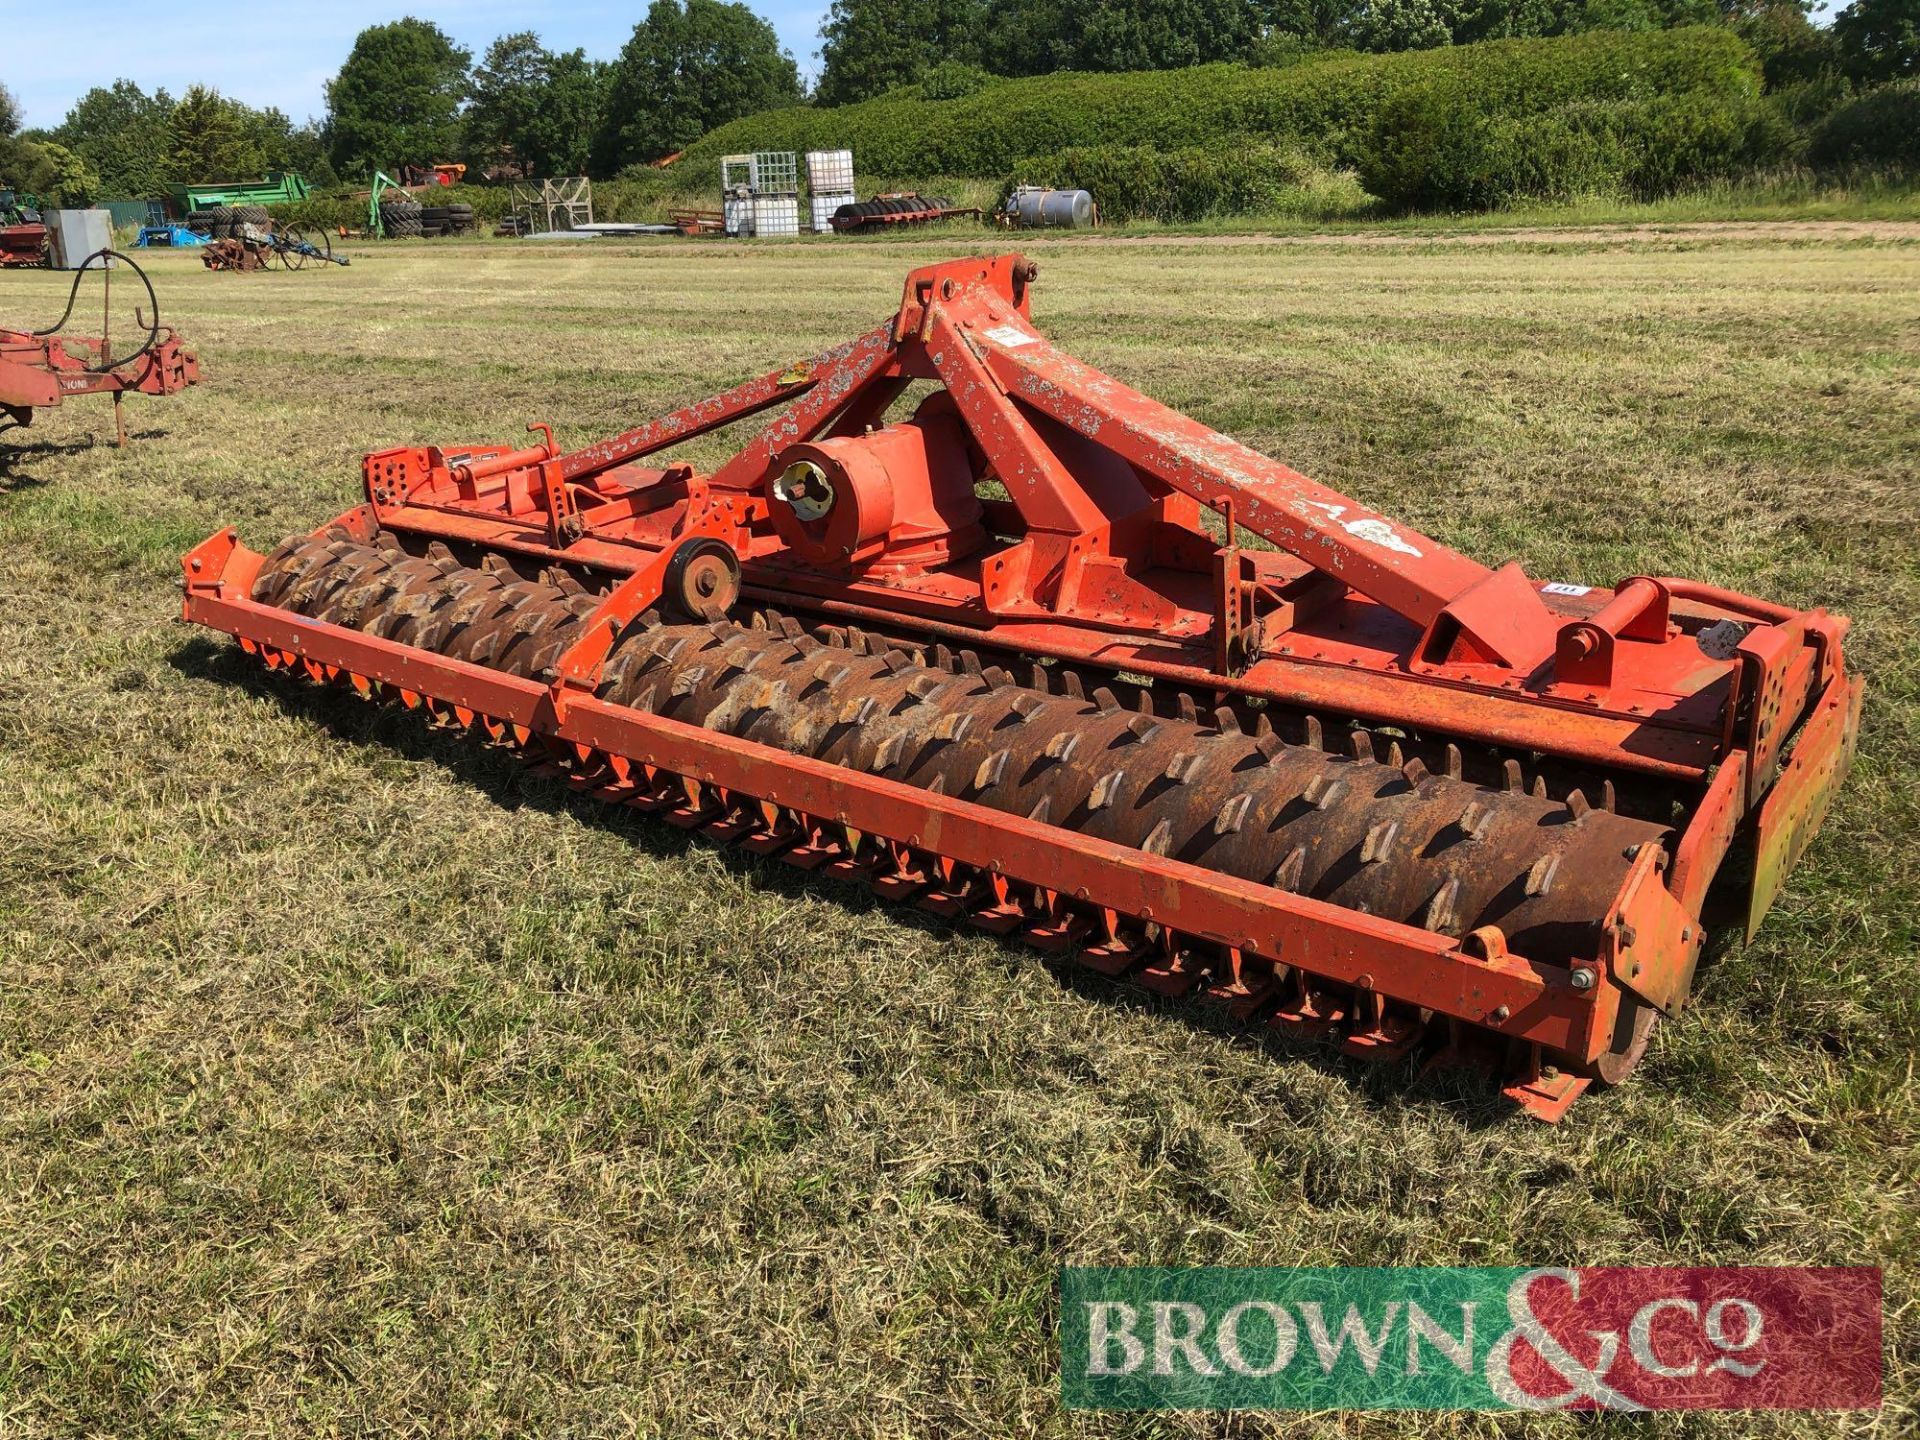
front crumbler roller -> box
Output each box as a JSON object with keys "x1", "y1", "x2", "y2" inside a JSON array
[{"x1": 183, "y1": 255, "x2": 1862, "y2": 1119}]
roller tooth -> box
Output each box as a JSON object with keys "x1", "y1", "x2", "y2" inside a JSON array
[
  {"x1": 875, "y1": 733, "x2": 907, "y2": 769},
  {"x1": 1092, "y1": 686, "x2": 1121, "y2": 714},
  {"x1": 1272, "y1": 846, "x2": 1307, "y2": 892},
  {"x1": 1062, "y1": 672, "x2": 1085, "y2": 701},
  {"x1": 1303, "y1": 774, "x2": 1347, "y2": 811},
  {"x1": 1601, "y1": 778, "x2": 1616, "y2": 813},
  {"x1": 1254, "y1": 730, "x2": 1285, "y2": 760},
  {"x1": 1044, "y1": 730, "x2": 1080, "y2": 763},
  {"x1": 779, "y1": 616, "x2": 804, "y2": 640},
  {"x1": 933, "y1": 643, "x2": 955, "y2": 670},
  {"x1": 1142, "y1": 819, "x2": 1174, "y2": 856},
  {"x1": 1423, "y1": 877, "x2": 1462, "y2": 933},
  {"x1": 669, "y1": 664, "x2": 708, "y2": 697},
  {"x1": 1177, "y1": 693, "x2": 1199, "y2": 723},
  {"x1": 1349, "y1": 730, "x2": 1375, "y2": 763},
  {"x1": 848, "y1": 628, "x2": 871, "y2": 655},
  {"x1": 1524, "y1": 854, "x2": 1560, "y2": 898},
  {"x1": 1132, "y1": 688, "x2": 1154, "y2": 715},
  {"x1": 906, "y1": 673, "x2": 945, "y2": 701},
  {"x1": 925, "y1": 773, "x2": 947, "y2": 795},
  {"x1": 1254, "y1": 714, "x2": 1275, "y2": 740},
  {"x1": 1387, "y1": 740, "x2": 1405, "y2": 768},
  {"x1": 481, "y1": 554, "x2": 515, "y2": 577},
  {"x1": 1088, "y1": 770, "x2": 1124, "y2": 811},
  {"x1": 983, "y1": 665, "x2": 1012, "y2": 688},
  {"x1": 1303, "y1": 715, "x2": 1323, "y2": 751},
  {"x1": 880, "y1": 649, "x2": 913, "y2": 673},
  {"x1": 973, "y1": 749, "x2": 1010, "y2": 790},
  {"x1": 1213, "y1": 706, "x2": 1240, "y2": 734},
  {"x1": 931, "y1": 711, "x2": 973, "y2": 742},
  {"x1": 1565, "y1": 788, "x2": 1591, "y2": 819},
  {"x1": 1025, "y1": 663, "x2": 1050, "y2": 691},
  {"x1": 1124, "y1": 714, "x2": 1162, "y2": 744},
  {"x1": 959, "y1": 649, "x2": 983, "y2": 676},
  {"x1": 1026, "y1": 796, "x2": 1052, "y2": 824},
  {"x1": 1164, "y1": 752, "x2": 1201, "y2": 783},
  {"x1": 837, "y1": 695, "x2": 878, "y2": 725},
  {"x1": 1445, "y1": 743, "x2": 1463, "y2": 780},
  {"x1": 1009, "y1": 692, "x2": 1046, "y2": 722},
  {"x1": 1502, "y1": 758, "x2": 1523, "y2": 792},
  {"x1": 1401, "y1": 757, "x2": 1430, "y2": 787},
  {"x1": 812, "y1": 657, "x2": 853, "y2": 686},
  {"x1": 1361, "y1": 820, "x2": 1399, "y2": 864},
  {"x1": 1530, "y1": 773, "x2": 1548, "y2": 799},
  {"x1": 1456, "y1": 801, "x2": 1492, "y2": 840},
  {"x1": 1214, "y1": 792, "x2": 1252, "y2": 835}
]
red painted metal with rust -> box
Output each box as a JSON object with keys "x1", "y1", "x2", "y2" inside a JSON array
[
  {"x1": 181, "y1": 254, "x2": 1861, "y2": 1119},
  {"x1": 1, "y1": 322, "x2": 199, "y2": 432}
]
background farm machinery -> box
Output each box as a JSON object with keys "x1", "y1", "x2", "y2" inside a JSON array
[
  {"x1": 201, "y1": 220, "x2": 346, "y2": 272},
  {"x1": 181, "y1": 255, "x2": 1857, "y2": 1119}
]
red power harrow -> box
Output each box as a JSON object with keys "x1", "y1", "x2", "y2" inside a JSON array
[
  {"x1": 2, "y1": 250, "x2": 199, "y2": 443},
  {"x1": 181, "y1": 255, "x2": 1860, "y2": 1119}
]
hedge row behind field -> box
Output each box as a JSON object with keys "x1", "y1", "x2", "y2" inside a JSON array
[
  {"x1": 679, "y1": 26, "x2": 1762, "y2": 179},
  {"x1": 1357, "y1": 89, "x2": 1796, "y2": 210},
  {"x1": 1806, "y1": 81, "x2": 1920, "y2": 172}
]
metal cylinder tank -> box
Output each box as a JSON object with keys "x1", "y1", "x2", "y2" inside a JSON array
[{"x1": 1011, "y1": 187, "x2": 1095, "y2": 229}]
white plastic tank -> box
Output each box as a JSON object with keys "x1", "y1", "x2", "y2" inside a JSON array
[
  {"x1": 805, "y1": 149, "x2": 855, "y2": 193},
  {"x1": 1009, "y1": 187, "x2": 1095, "y2": 229},
  {"x1": 723, "y1": 193, "x2": 753, "y2": 237},
  {"x1": 810, "y1": 192, "x2": 854, "y2": 234},
  {"x1": 751, "y1": 194, "x2": 800, "y2": 238}
]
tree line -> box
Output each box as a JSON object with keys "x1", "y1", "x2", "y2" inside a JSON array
[{"x1": 3, "y1": 0, "x2": 1914, "y2": 202}]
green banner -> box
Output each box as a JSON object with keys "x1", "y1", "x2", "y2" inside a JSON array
[
  {"x1": 1063, "y1": 1267, "x2": 1515, "y2": 1411},
  {"x1": 1060, "y1": 1266, "x2": 1882, "y2": 1412}
]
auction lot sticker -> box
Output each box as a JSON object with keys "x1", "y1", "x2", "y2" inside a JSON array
[{"x1": 1061, "y1": 1267, "x2": 1881, "y2": 1411}]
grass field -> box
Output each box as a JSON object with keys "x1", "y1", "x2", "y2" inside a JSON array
[{"x1": 1, "y1": 228, "x2": 1914, "y2": 1436}]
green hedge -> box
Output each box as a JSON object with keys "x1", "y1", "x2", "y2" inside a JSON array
[
  {"x1": 680, "y1": 27, "x2": 1762, "y2": 179},
  {"x1": 1357, "y1": 88, "x2": 1795, "y2": 210},
  {"x1": 1807, "y1": 81, "x2": 1920, "y2": 173}
]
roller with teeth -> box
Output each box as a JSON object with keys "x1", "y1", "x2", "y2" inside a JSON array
[{"x1": 183, "y1": 255, "x2": 1861, "y2": 1119}]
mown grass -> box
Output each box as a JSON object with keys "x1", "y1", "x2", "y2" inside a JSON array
[{"x1": 0, "y1": 229, "x2": 1914, "y2": 1437}]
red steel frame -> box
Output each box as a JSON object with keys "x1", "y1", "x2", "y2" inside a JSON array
[
  {"x1": 2, "y1": 323, "x2": 199, "y2": 438},
  {"x1": 182, "y1": 254, "x2": 1862, "y2": 1118}
]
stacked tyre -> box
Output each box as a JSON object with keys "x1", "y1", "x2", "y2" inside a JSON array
[
  {"x1": 232, "y1": 203, "x2": 271, "y2": 236},
  {"x1": 379, "y1": 200, "x2": 424, "y2": 238},
  {"x1": 419, "y1": 201, "x2": 475, "y2": 237},
  {"x1": 191, "y1": 205, "x2": 235, "y2": 237}
]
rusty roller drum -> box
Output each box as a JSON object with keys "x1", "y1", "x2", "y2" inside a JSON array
[{"x1": 253, "y1": 530, "x2": 1669, "y2": 983}]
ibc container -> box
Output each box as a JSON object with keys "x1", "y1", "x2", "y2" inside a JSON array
[
  {"x1": 810, "y1": 192, "x2": 855, "y2": 233},
  {"x1": 751, "y1": 193, "x2": 800, "y2": 238},
  {"x1": 805, "y1": 149, "x2": 855, "y2": 193}
]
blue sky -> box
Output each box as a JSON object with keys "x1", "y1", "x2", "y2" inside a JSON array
[{"x1": 3, "y1": 3, "x2": 833, "y2": 130}]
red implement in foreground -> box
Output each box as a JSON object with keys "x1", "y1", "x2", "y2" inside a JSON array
[
  {"x1": 181, "y1": 255, "x2": 1860, "y2": 1119},
  {"x1": 2, "y1": 251, "x2": 199, "y2": 442}
]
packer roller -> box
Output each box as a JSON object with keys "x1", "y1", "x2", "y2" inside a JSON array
[{"x1": 182, "y1": 255, "x2": 1861, "y2": 1118}]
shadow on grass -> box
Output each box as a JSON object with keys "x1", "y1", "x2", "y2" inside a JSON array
[
  {"x1": 0, "y1": 427, "x2": 173, "y2": 489},
  {"x1": 170, "y1": 632, "x2": 1535, "y2": 1131}
]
